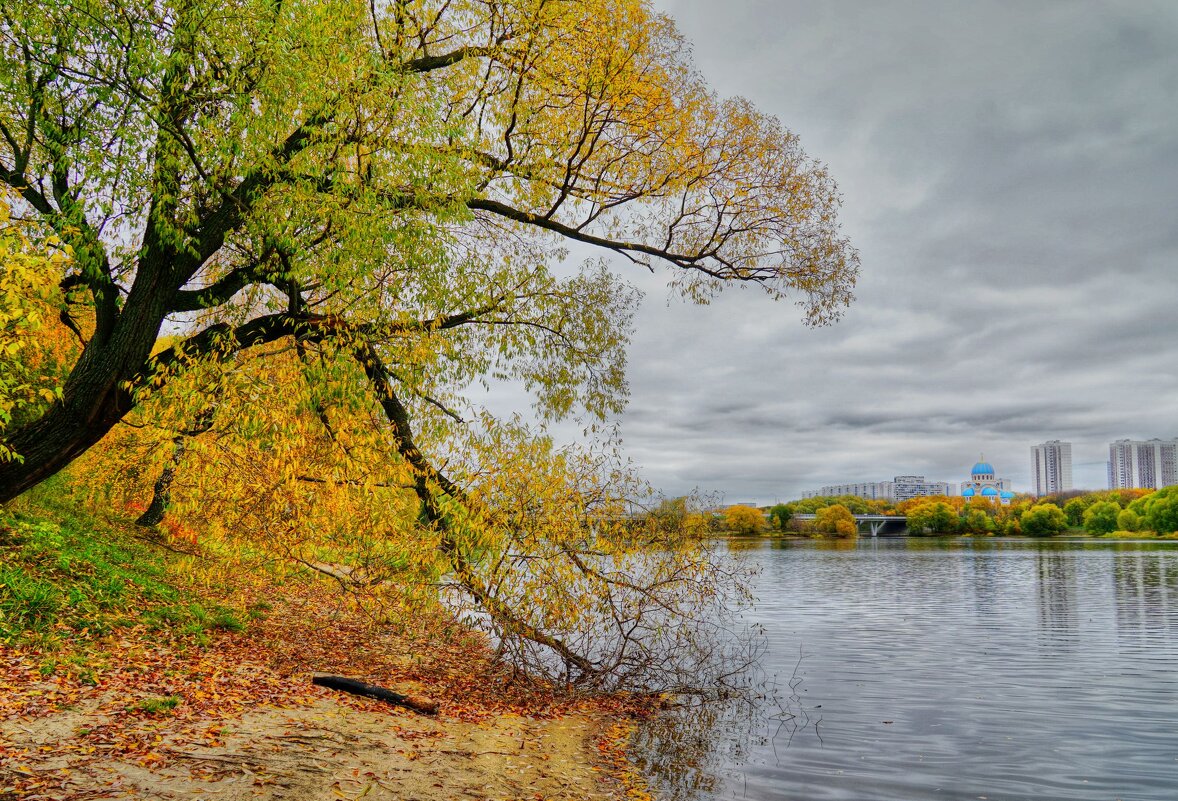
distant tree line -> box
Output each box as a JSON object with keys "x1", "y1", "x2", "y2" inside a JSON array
[
  {"x1": 638, "y1": 485, "x2": 1178, "y2": 540},
  {"x1": 756, "y1": 486, "x2": 1178, "y2": 539}
]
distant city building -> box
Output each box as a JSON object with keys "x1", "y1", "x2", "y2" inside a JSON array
[
  {"x1": 880, "y1": 475, "x2": 956, "y2": 502},
  {"x1": 1031, "y1": 440, "x2": 1073, "y2": 496},
  {"x1": 961, "y1": 457, "x2": 1014, "y2": 505},
  {"x1": 1107, "y1": 439, "x2": 1178, "y2": 490},
  {"x1": 802, "y1": 476, "x2": 956, "y2": 502},
  {"x1": 803, "y1": 481, "x2": 883, "y2": 500}
]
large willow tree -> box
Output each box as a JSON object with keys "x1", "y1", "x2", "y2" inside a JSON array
[
  {"x1": 0, "y1": 0, "x2": 857, "y2": 498},
  {"x1": 2, "y1": 0, "x2": 861, "y2": 690}
]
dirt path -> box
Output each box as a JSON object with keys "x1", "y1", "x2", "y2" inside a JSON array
[{"x1": 2, "y1": 694, "x2": 628, "y2": 800}]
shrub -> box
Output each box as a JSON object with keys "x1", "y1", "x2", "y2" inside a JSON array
[
  {"x1": 907, "y1": 501, "x2": 957, "y2": 535},
  {"x1": 1020, "y1": 503, "x2": 1068, "y2": 536},
  {"x1": 721, "y1": 504, "x2": 766, "y2": 535},
  {"x1": 1117, "y1": 508, "x2": 1142, "y2": 532},
  {"x1": 814, "y1": 504, "x2": 857, "y2": 538},
  {"x1": 1083, "y1": 501, "x2": 1121, "y2": 535}
]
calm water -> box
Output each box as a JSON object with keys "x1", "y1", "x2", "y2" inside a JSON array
[{"x1": 637, "y1": 537, "x2": 1178, "y2": 801}]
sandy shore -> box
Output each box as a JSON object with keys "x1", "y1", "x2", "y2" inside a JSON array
[{"x1": 2, "y1": 690, "x2": 629, "y2": 800}]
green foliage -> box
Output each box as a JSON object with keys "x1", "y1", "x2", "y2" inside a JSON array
[
  {"x1": 1082, "y1": 501, "x2": 1121, "y2": 535},
  {"x1": 128, "y1": 695, "x2": 182, "y2": 715},
  {"x1": 960, "y1": 506, "x2": 995, "y2": 535},
  {"x1": 1128, "y1": 486, "x2": 1178, "y2": 534},
  {"x1": 1063, "y1": 498, "x2": 1088, "y2": 527},
  {"x1": 0, "y1": 0, "x2": 860, "y2": 502},
  {"x1": 1117, "y1": 508, "x2": 1142, "y2": 532},
  {"x1": 1020, "y1": 503, "x2": 1068, "y2": 537},
  {"x1": 768, "y1": 503, "x2": 794, "y2": 531},
  {"x1": 0, "y1": 484, "x2": 249, "y2": 648},
  {"x1": 906, "y1": 501, "x2": 958, "y2": 535}
]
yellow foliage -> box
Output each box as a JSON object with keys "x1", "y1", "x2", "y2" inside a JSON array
[
  {"x1": 72, "y1": 339, "x2": 754, "y2": 690},
  {"x1": 721, "y1": 505, "x2": 766, "y2": 535},
  {"x1": 814, "y1": 504, "x2": 857, "y2": 538},
  {"x1": 0, "y1": 197, "x2": 72, "y2": 461}
]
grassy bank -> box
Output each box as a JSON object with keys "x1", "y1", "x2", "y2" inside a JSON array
[
  {"x1": 0, "y1": 485, "x2": 649, "y2": 801},
  {"x1": 1, "y1": 481, "x2": 252, "y2": 655}
]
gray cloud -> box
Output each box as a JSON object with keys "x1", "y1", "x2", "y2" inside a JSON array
[{"x1": 486, "y1": 1, "x2": 1178, "y2": 501}]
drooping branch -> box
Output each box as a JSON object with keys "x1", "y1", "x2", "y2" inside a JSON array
[{"x1": 350, "y1": 340, "x2": 599, "y2": 678}]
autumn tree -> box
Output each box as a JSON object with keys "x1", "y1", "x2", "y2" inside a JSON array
[
  {"x1": 768, "y1": 503, "x2": 794, "y2": 531},
  {"x1": 1129, "y1": 487, "x2": 1178, "y2": 534},
  {"x1": 0, "y1": 0, "x2": 857, "y2": 499},
  {"x1": 906, "y1": 501, "x2": 957, "y2": 535},
  {"x1": 1020, "y1": 503, "x2": 1068, "y2": 537},
  {"x1": 0, "y1": 198, "x2": 73, "y2": 462},
  {"x1": 814, "y1": 503, "x2": 856, "y2": 537},
  {"x1": 72, "y1": 349, "x2": 760, "y2": 692},
  {"x1": 1082, "y1": 500, "x2": 1120, "y2": 535},
  {"x1": 896, "y1": 494, "x2": 962, "y2": 515},
  {"x1": 721, "y1": 504, "x2": 765, "y2": 535},
  {"x1": 1, "y1": 0, "x2": 860, "y2": 690}
]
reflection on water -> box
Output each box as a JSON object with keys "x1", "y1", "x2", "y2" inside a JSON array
[{"x1": 636, "y1": 538, "x2": 1178, "y2": 801}]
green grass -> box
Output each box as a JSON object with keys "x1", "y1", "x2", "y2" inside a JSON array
[
  {"x1": 0, "y1": 477, "x2": 247, "y2": 650},
  {"x1": 128, "y1": 695, "x2": 182, "y2": 715}
]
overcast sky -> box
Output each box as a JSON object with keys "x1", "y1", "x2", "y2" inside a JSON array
[{"x1": 504, "y1": 1, "x2": 1178, "y2": 503}]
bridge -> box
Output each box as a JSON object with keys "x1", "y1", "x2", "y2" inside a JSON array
[{"x1": 793, "y1": 513, "x2": 909, "y2": 536}]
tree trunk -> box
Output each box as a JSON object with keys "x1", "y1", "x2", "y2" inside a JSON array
[
  {"x1": 0, "y1": 385, "x2": 131, "y2": 502},
  {"x1": 0, "y1": 262, "x2": 177, "y2": 502},
  {"x1": 136, "y1": 437, "x2": 184, "y2": 527}
]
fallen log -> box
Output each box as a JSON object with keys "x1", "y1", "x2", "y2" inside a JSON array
[{"x1": 311, "y1": 674, "x2": 439, "y2": 715}]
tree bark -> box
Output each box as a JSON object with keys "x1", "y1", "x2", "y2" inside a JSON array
[{"x1": 136, "y1": 437, "x2": 184, "y2": 527}]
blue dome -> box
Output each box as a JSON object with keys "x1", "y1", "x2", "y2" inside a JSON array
[
  {"x1": 972, "y1": 462, "x2": 995, "y2": 476},
  {"x1": 962, "y1": 488, "x2": 976, "y2": 497},
  {"x1": 1000, "y1": 491, "x2": 1015, "y2": 499},
  {"x1": 981, "y1": 487, "x2": 999, "y2": 496}
]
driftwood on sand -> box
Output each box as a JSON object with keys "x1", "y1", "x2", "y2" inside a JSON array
[{"x1": 312, "y1": 674, "x2": 439, "y2": 715}]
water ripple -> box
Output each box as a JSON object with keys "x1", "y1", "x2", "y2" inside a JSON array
[{"x1": 637, "y1": 538, "x2": 1178, "y2": 801}]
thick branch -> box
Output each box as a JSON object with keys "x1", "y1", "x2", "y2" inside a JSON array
[
  {"x1": 468, "y1": 198, "x2": 731, "y2": 280},
  {"x1": 401, "y1": 45, "x2": 496, "y2": 73},
  {"x1": 181, "y1": 113, "x2": 333, "y2": 291},
  {"x1": 170, "y1": 264, "x2": 262, "y2": 312}
]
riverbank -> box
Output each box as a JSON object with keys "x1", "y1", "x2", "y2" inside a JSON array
[{"x1": 0, "y1": 493, "x2": 651, "y2": 801}]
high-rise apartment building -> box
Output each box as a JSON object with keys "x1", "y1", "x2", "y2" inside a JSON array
[
  {"x1": 1108, "y1": 439, "x2": 1178, "y2": 490},
  {"x1": 1031, "y1": 440, "x2": 1073, "y2": 496}
]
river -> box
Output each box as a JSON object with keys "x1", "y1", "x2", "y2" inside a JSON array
[{"x1": 634, "y1": 536, "x2": 1178, "y2": 801}]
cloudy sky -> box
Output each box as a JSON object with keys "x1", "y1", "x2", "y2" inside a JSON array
[{"x1": 510, "y1": 1, "x2": 1178, "y2": 503}]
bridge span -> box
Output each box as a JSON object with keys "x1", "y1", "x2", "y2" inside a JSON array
[{"x1": 793, "y1": 513, "x2": 909, "y2": 536}]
